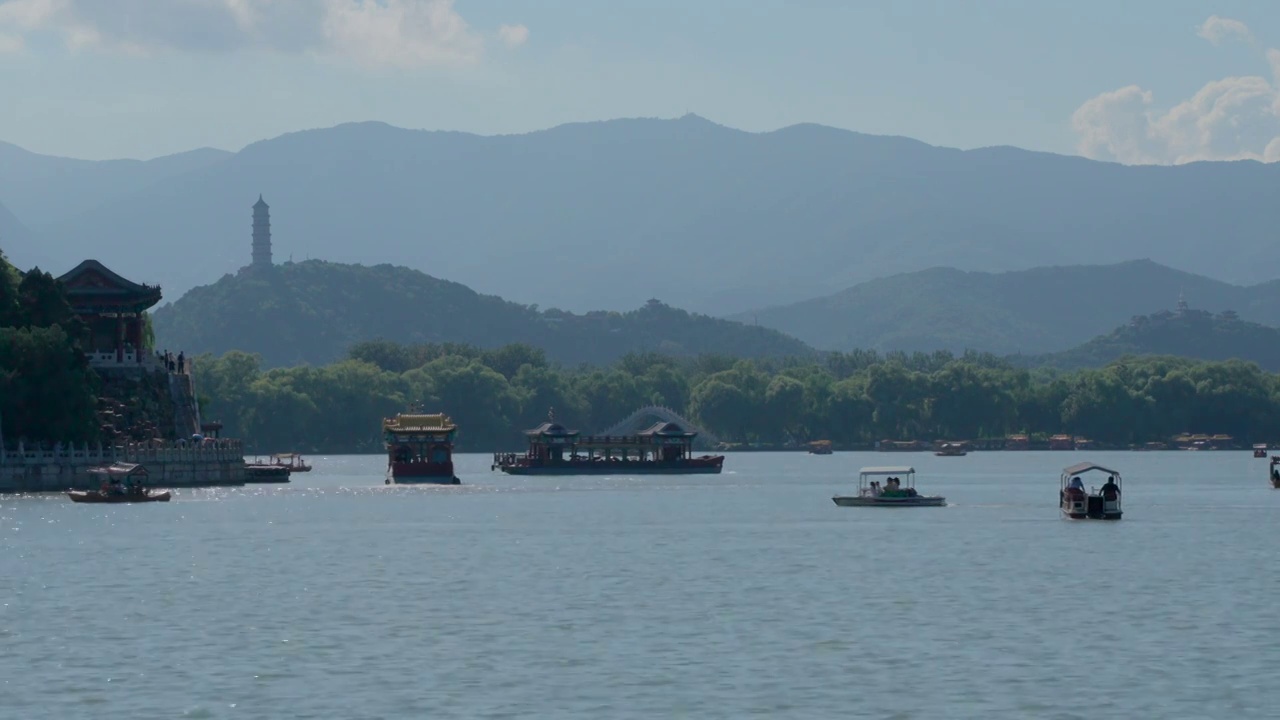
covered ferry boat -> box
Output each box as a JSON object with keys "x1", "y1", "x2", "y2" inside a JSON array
[
  {"x1": 935, "y1": 442, "x2": 968, "y2": 457},
  {"x1": 244, "y1": 461, "x2": 290, "y2": 483},
  {"x1": 1255, "y1": 444, "x2": 1269, "y2": 458},
  {"x1": 270, "y1": 453, "x2": 312, "y2": 472},
  {"x1": 832, "y1": 466, "x2": 945, "y2": 507},
  {"x1": 68, "y1": 463, "x2": 171, "y2": 503},
  {"x1": 493, "y1": 418, "x2": 724, "y2": 476},
  {"x1": 384, "y1": 412, "x2": 460, "y2": 484},
  {"x1": 1060, "y1": 462, "x2": 1122, "y2": 520}
]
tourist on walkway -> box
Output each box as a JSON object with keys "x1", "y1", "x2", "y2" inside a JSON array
[{"x1": 177, "y1": 352, "x2": 185, "y2": 374}]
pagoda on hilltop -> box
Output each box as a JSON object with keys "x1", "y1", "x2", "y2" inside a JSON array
[{"x1": 251, "y1": 195, "x2": 273, "y2": 269}]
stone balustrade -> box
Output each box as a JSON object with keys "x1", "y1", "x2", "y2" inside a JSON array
[{"x1": 0, "y1": 439, "x2": 247, "y2": 493}]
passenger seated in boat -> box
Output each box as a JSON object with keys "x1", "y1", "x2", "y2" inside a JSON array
[
  {"x1": 1064, "y1": 476, "x2": 1086, "y2": 502},
  {"x1": 1101, "y1": 477, "x2": 1120, "y2": 501}
]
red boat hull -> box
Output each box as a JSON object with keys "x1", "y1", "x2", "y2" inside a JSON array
[
  {"x1": 389, "y1": 461, "x2": 460, "y2": 484},
  {"x1": 67, "y1": 491, "x2": 171, "y2": 503}
]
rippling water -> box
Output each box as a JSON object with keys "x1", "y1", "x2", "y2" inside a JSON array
[{"x1": 1, "y1": 451, "x2": 1277, "y2": 719}]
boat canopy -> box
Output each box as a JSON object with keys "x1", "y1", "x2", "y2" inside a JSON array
[
  {"x1": 1254, "y1": 444, "x2": 1268, "y2": 449},
  {"x1": 859, "y1": 466, "x2": 915, "y2": 476},
  {"x1": 1061, "y1": 462, "x2": 1121, "y2": 477},
  {"x1": 87, "y1": 462, "x2": 149, "y2": 479}
]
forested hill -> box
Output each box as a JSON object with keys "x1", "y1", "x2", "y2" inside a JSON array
[
  {"x1": 1023, "y1": 308, "x2": 1280, "y2": 371},
  {"x1": 151, "y1": 260, "x2": 811, "y2": 367},
  {"x1": 736, "y1": 260, "x2": 1280, "y2": 355}
]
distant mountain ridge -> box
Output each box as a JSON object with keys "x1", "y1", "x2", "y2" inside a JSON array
[
  {"x1": 151, "y1": 260, "x2": 811, "y2": 367},
  {"x1": 1023, "y1": 307, "x2": 1280, "y2": 371},
  {"x1": 735, "y1": 260, "x2": 1280, "y2": 355},
  {"x1": 5, "y1": 116, "x2": 1280, "y2": 315}
]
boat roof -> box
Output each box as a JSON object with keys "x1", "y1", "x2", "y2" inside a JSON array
[
  {"x1": 1062, "y1": 461, "x2": 1121, "y2": 476},
  {"x1": 88, "y1": 462, "x2": 148, "y2": 478},
  {"x1": 859, "y1": 466, "x2": 915, "y2": 475},
  {"x1": 1255, "y1": 444, "x2": 1269, "y2": 449},
  {"x1": 271, "y1": 452, "x2": 303, "y2": 458}
]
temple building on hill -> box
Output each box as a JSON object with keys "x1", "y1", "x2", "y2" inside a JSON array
[
  {"x1": 57, "y1": 260, "x2": 162, "y2": 368},
  {"x1": 252, "y1": 194, "x2": 272, "y2": 269}
]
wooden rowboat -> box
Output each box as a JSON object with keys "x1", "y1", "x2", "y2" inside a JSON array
[{"x1": 67, "y1": 490, "x2": 171, "y2": 504}]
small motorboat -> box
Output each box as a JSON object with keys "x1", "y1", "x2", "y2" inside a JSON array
[
  {"x1": 1255, "y1": 444, "x2": 1269, "y2": 458},
  {"x1": 935, "y1": 442, "x2": 968, "y2": 457},
  {"x1": 270, "y1": 453, "x2": 312, "y2": 472},
  {"x1": 68, "y1": 489, "x2": 171, "y2": 503},
  {"x1": 833, "y1": 466, "x2": 945, "y2": 507},
  {"x1": 1060, "y1": 462, "x2": 1122, "y2": 520}
]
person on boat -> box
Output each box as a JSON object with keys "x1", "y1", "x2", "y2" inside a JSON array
[
  {"x1": 1065, "y1": 476, "x2": 1086, "y2": 502},
  {"x1": 1101, "y1": 476, "x2": 1120, "y2": 501}
]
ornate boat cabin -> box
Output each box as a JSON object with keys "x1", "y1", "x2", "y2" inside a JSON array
[
  {"x1": 493, "y1": 419, "x2": 724, "y2": 476},
  {"x1": 384, "y1": 412, "x2": 460, "y2": 484}
]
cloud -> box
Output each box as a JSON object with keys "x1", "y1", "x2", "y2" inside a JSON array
[
  {"x1": 497, "y1": 23, "x2": 528, "y2": 48},
  {"x1": 0, "y1": 0, "x2": 514, "y2": 67},
  {"x1": 1197, "y1": 15, "x2": 1253, "y2": 45},
  {"x1": 1073, "y1": 27, "x2": 1280, "y2": 164}
]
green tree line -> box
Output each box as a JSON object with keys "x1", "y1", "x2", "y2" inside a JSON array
[
  {"x1": 193, "y1": 339, "x2": 1280, "y2": 453},
  {"x1": 0, "y1": 251, "x2": 100, "y2": 444}
]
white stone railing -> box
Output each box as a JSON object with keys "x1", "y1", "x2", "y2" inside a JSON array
[{"x1": 1, "y1": 439, "x2": 244, "y2": 466}]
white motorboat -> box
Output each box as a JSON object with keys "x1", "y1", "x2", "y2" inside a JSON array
[
  {"x1": 833, "y1": 466, "x2": 946, "y2": 507},
  {"x1": 1060, "y1": 462, "x2": 1123, "y2": 520}
]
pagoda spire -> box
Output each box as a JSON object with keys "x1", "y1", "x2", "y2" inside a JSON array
[{"x1": 251, "y1": 195, "x2": 272, "y2": 268}]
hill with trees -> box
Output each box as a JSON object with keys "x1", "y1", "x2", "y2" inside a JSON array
[
  {"x1": 6, "y1": 117, "x2": 1280, "y2": 315},
  {"x1": 1025, "y1": 307, "x2": 1280, "y2": 371},
  {"x1": 735, "y1": 260, "x2": 1280, "y2": 355},
  {"x1": 151, "y1": 260, "x2": 811, "y2": 368}
]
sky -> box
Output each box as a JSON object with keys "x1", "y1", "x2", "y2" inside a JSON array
[{"x1": 2, "y1": 0, "x2": 1280, "y2": 164}]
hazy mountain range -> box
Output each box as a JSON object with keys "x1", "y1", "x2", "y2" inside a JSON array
[
  {"x1": 737, "y1": 260, "x2": 1280, "y2": 354},
  {"x1": 151, "y1": 260, "x2": 810, "y2": 367},
  {"x1": 4, "y1": 116, "x2": 1280, "y2": 316}
]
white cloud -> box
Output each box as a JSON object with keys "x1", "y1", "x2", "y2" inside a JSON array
[
  {"x1": 497, "y1": 23, "x2": 528, "y2": 48},
  {"x1": 1073, "y1": 27, "x2": 1280, "y2": 164},
  {"x1": 1197, "y1": 15, "x2": 1253, "y2": 46},
  {"x1": 0, "y1": 0, "x2": 515, "y2": 67}
]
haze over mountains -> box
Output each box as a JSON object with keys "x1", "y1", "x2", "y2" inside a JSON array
[
  {"x1": 739, "y1": 260, "x2": 1280, "y2": 355},
  {"x1": 4, "y1": 116, "x2": 1280, "y2": 317}
]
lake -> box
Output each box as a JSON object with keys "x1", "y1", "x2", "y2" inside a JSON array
[{"x1": 1, "y1": 451, "x2": 1276, "y2": 719}]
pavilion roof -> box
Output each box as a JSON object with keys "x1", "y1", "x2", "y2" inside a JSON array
[
  {"x1": 526, "y1": 422, "x2": 579, "y2": 437},
  {"x1": 58, "y1": 259, "x2": 162, "y2": 307}
]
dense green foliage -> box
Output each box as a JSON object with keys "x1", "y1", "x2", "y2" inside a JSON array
[
  {"x1": 739, "y1": 260, "x2": 1280, "y2": 355},
  {"x1": 193, "y1": 342, "x2": 1280, "y2": 453},
  {"x1": 0, "y1": 257, "x2": 100, "y2": 444},
  {"x1": 153, "y1": 261, "x2": 811, "y2": 368},
  {"x1": 1026, "y1": 309, "x2": 1280, "y2": 371}
]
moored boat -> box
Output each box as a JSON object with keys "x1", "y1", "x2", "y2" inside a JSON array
[
  {"x1": 70, "y1": 462, "x2": 170, "y2": 503},
  {"x1": 384, "y1": 412, "x2": 461, "y2": 484},
  {"x1": 1060, "y1": 462, "x2": 1123, "y2": 520},
  {"x1": 244, "y1": 463, "x2": 291, "y2": 483},
  {"x1": 807, "y1": 440, "x2": 833, "y2": 455},
  {"x1": 832, "y1": 466, "x2": 945, "y2": 507},
  {"x1": 493, "y1": 415, "x2": 724, "y2": 476}
]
